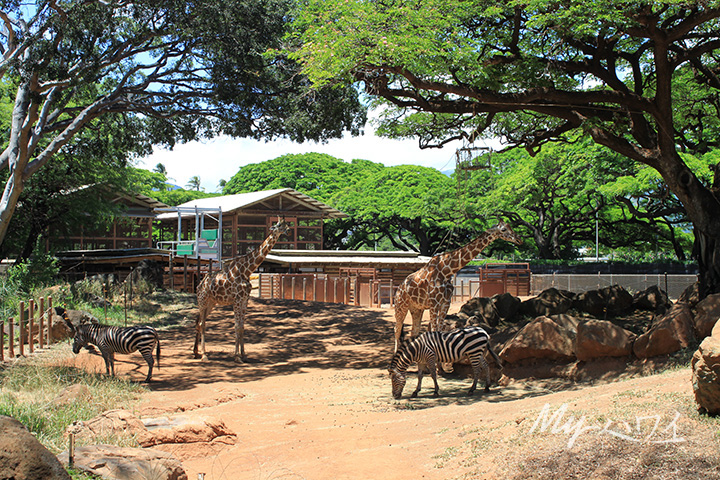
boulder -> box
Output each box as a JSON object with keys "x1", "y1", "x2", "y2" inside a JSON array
[
  {"x1": 519, "y1": 288, "x2": 575, "y2": 317},
  {"x1": 57, "y1": 444, "x2": 186, "y2": 480},
  {"x1": 575, "y1": 319, "x2": 636, "y2": 361},
  {"x1": 0, "y1": 415, "x2": 71, "y2": 480},
  {"x1": 632, "y1": 285, "x2": 672, "y2": 314},
  {"x1": 66, "y1": 409, "x2": 150, "y2": 445},
  {"x1": 693, "y1": 293, "x2": 720, "y2": 340},
  {"x1": 140, "y1": 415, "x2": 236, "y2": 447},
  {"x1": 691, "y1": 326, "x2": 720, "y2": 414},
  {"x1": 549, "y1": 314, "x2": 580, "y2": 334},
  {"x1": 490, "y1": 293, "x2": 521, "y2": 320},
  {"x1": 677, "y1": 282, "x2": 700, "y2": 308},
  {"x1": 633, "y1": 304, "x2": 696, "y2": 358},
  {"x1": 458, "y1": 297, "x2": 500, "y2": 327},
  {"x1": 574, "y1": 285, "x2": 634, "y2": 316},
  {"x1": 499, "y1": 316, "x2": 575, "y2": 364}
]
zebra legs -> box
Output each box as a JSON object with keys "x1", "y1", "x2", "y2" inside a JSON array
[
  {"x1": 140, "y1": 350, "x2": 155, "y2": 382},
  {"x1": 411, "y1": 357, "x2": 440, "y2": 398},
  {"x1": 468, "y1": 354, "x2": 492, "y2": 396}
]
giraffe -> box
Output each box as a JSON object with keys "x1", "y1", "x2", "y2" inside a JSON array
[
  {"x1": 194, "y1": 219, "x2": 290, "y2": 361},
  {"x1": 393, "y1": 220, "x2": 523, "y2": 352}
]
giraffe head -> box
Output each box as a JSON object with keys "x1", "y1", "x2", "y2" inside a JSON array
[
  {"x1": 271, "y1": 218, "x2": 291, "y2": 236},
  {"x1": 491, "y1": 220, "x2": 523, "y2": 246}
]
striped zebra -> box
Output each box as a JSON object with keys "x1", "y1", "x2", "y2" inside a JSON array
[
  {"x1": 388, "y1": 326, "x2": 501, "y2": 399},
  {"x1": 58, "y1": 308, "x2": 160, "y2": 382}
]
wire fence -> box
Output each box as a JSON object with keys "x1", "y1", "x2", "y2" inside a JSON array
[{"x1": 531, "y1": 273, "x2": 697, "y2": 300}]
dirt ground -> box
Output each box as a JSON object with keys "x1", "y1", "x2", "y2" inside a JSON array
[{"x1": 65, "y1": 297, "x2": 720, "y2": 480}]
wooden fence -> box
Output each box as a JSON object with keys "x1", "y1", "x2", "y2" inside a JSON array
[
  {"x1": 257, "y1": 274, "x2": 491, "y2": 308},
  {"x1": 1, "y1": 296, "x2": 58, "y2": 362}
]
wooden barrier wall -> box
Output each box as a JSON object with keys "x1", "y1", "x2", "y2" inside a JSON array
[{"x1": 1, "y1": 296, "x2": 57, "y2": 362}]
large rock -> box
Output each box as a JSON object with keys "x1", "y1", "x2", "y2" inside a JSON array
[
  {"x1": 632, "y1": 285, "x2": 671, "y2": 314},
  {"x1": 67, "y1": 409, "x2": 235, "y2": 448},
  {"x1": 519, "y1": 288, "x2": 575, "y2": 317},
  {"x1": 575, "y1": 319, "x2": 636, "y2": 361},
  {"x1": 691, "y1": 321, "x2": 720, "y2": 414},
  {"x1": 633, "y1": 304, "x2": 696, "y2": 358},
  {"x1": 458, "y1": 297, "x2": 499, "y2": 327},
  {"x1": 0, "y1": 415, "x2": 71, "y2": 480},
  {"x1": 574, "y1": 285, "x2": 633, "y2": 316},
  {"x1": 693, "y1": 293, "x2": 720, "y2": 340},
  {"x1": 66, "y1": 409, "x2": 149, "y2": 445},
  {"x1": 499, "y1": 316, "x2": 575, "y2": 364},
  {"x1": 677, "y1": 281, "x2": 700, "y2": 308},
  {"x1": 491, "y1": 293, "x2": 521, "y2": 320},
  {"x1": 57, "y1": 444, "x2": 186, "y2": 480},
  {"x1": 140, "y1": 415, "x2": 236, "y2": 447}
]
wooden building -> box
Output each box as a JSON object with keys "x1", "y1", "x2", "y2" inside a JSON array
[{"x1": 155, "y1": 188, "x2": 347, "y2": 259}]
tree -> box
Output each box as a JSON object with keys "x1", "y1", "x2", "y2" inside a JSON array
[
  {"x1": 292, "y1": 1, "x2": 720, "y2": 296},
  {"x1": 186, "y1": 176, "x2": 203, "y2": 192},
  {"x1": 154, "y1": 163, "x2": 168, "y2": 176},
  {"x1": 0, "y1": 0, "x2": 365, "y2": 249}
]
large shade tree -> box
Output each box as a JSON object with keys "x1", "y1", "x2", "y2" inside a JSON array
[
  {"x1": 292, "y1": 0, "x2": 720, "y2": 297},
  {"x1": 0, "y1": 0, "x2": 365, "y2": 249}
]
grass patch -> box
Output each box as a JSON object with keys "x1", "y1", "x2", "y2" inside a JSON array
[{"x1": 0, "y1": 345, "x2": 147, "y2": 454}]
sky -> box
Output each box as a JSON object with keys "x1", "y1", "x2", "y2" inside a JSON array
[{"x1": 135, "y1": 125, "x2": 471, "y2": 193}]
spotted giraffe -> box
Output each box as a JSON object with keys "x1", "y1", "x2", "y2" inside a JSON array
[
  {"x1": 393, "y1": 220, "x2": 522, "y2": 352},
  {"x1": 194, "y1": 219, "x2": 290, "y2": 362}
]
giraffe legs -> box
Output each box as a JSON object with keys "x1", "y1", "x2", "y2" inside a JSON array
[
  {"x1": 233, "y1": 296, "x2": 249, "y2": 363},
  {"x1": 194, "y1": 302, "x2": 214, "y2": 360}
]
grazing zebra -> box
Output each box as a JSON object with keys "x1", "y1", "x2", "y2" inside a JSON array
[
  {"x1": 388, "y1": 326, "x2": 501, "y2": 399},
  {"x1": 58, "y1": 308, "x2": 160, "y2": 382}
]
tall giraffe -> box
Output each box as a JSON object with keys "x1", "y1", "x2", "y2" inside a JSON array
[
  {"x1": 393, "y1": 220, "x2": 522, "y2": 352},
  {"x1": 194, "y1": 219, "x2": 290, "y2": 361}
]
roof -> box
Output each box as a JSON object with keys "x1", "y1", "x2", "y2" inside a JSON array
[
  {"x1": 155, "y1": 188, "x2": 346, "y2": 220},
  {"x1": 264, "y1": 250, "x2": 431, "y2": 267}
]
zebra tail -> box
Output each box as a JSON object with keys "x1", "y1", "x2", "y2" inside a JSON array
[
  {"x1": 488, "y1": 343, "x2": 502, "y2": 368},
  {"x1": 156, "y1": 335, "x2": 161, "y2": 370}
]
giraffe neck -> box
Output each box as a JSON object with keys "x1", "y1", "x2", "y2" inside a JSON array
[
  {"x1": 433, "y1": 230, "x2": 499, "y2": 279},
  {"x1": 230, "y1": 228, "x2": 283, "y2": 279}
]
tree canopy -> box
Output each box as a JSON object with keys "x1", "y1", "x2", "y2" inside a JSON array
[
  {"x1": 0, "y1": 0, "x2": 365, "y2": 248},
  {"x1": 291, "y1": 0, "x2": 720, "y2": 295}
]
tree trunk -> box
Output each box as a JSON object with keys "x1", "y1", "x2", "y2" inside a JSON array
[{"x1": 693, "y1": 227, "x2": 720, "y2": 297}]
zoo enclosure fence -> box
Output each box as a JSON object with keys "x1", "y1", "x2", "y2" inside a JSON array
[
  {"x1": 257, "y1": 272, "x2": 698, "y2": 307},
  {"x1": 1, "y1": 296, "x2": 59, "y2": 362}
]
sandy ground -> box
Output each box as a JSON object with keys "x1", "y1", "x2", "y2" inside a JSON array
[{"x1": 66, "y1": 297, "x2": 720, "y2": 480}]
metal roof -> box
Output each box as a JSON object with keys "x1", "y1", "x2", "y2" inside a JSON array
[
  {"x1": 155, "y1": 188, "x2": 346, "y2": 220},
  {"x1": 264, "y1": 250, "x2": 431, "y2": 266}
]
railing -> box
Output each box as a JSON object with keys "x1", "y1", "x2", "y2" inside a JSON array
[{"x1": 2, "y1": 296, "x2": 58, "y2": 362}]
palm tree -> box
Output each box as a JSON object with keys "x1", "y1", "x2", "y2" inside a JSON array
[
  {"x1": 154, "y1": 163, "x2": 167, "y2": 175},
  {"x1": 217, "y1": 179, "x2": 226, "y2": 193},
  {"x1": 186, "y1": 176, "x2": 202, "y2": 191}
]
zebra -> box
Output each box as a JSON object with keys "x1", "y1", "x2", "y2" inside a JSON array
[
  {"x1": 388, "y1": 326, "x2": 501, "y2": 399},
  {"x1": 57, "y1": 307, "x2": 160, "y2": 382}
]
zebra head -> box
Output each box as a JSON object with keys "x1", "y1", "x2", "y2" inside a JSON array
[
  {"x1": 388, "y1": 367, "x2": 407, "y2": 400},
  {"x1": 388, "y1": 346, "x2": 410, "y2": 399}
]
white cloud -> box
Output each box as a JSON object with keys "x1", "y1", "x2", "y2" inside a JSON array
[{"x1": 135, "y1": 130, "x2": 465, "y2": 193}]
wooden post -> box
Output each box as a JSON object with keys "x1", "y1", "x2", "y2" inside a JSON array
[
  {"x1": 303, "y1": 278, "x2": 307, "y2": 301},
  {"x1": 28, "y1": 299, "x2": 35, "y2": 353},
  {"x1": 38, "y1": 297, "x2": 45, "y2": 349},
  {"x1": 291, "y1": 277, "x2": 296, "y2": 300},
  {"x1": 183, "y1": 256, "x2": 188, "y2": 292},
  {"x1": 47, "y1": 297, "x2": 53, "y2": 345},
  {"x1": 19, "y1": 301, "x2": 25, "y2": 357},
  {"x1": 8, "y1": 317, "x2": 14, "y2": 358},
  {"x1": 313, "y1": 275, "x2": 318, "y2": 302},
  {"x1": 169, "y1": 254, "x2": 174, "y2": 290},
  {"x1": 1, "y1": 319, "x2": 4, "y2": 361},
  {"x1": 196, "y1": 258, "x2": 201, "y2": 289}
]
